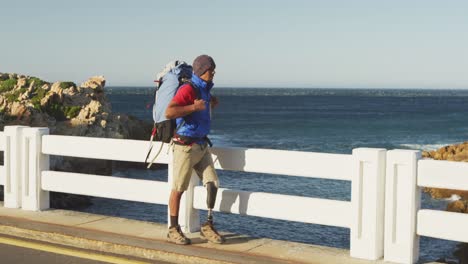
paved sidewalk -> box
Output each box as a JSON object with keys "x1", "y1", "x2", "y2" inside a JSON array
[{"x1": 0, "y1": 203, "x2": 392, "y2": 264}]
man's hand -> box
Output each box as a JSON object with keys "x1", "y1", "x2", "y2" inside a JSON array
[{"x1": 193, "y1": 99, "x2": 206, "y2": 112}]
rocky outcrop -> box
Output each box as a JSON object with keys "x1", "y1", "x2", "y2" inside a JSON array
[
  {"x1": 423, "y1": 143, "x2": 468, "y2": 162},
  {"x1": 0, "y1": 73, "x2": 152, "y2": 208},
  {"x1": 423, "y1": 142, "x2": 468, "y2": 213},
  {"x1": 0, "y1": 73, "x2": 151, "y2": 139},
  {"x1": 447, "y1": 200, "x2": 468, "y2": 213}
]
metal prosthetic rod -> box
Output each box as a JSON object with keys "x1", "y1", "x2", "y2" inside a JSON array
[{"x1": 206, "y1": 182, "x2": 218, "y2": 224}]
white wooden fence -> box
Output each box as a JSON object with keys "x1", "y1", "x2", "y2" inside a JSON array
[{"x1": 0, "y1": 126, "x2": 467, "y2": 263}]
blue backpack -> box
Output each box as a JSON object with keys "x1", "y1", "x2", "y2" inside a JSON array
[
  {"x1": 152, "y1": 61, "x2": 192, "y2": 141},
  {"x1": 145, "y1": 61, "x2": 199, "y2": 167}
]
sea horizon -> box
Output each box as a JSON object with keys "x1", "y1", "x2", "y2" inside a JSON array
[{"x1": 107, "y1": 85, "x2": 468, "y2": 90}]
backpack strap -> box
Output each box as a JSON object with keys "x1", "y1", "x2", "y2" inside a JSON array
[{"x1": 144, "y1": 123, "x2": 157, "y2": 165}]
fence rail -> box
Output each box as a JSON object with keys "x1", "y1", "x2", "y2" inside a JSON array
[
  {"x1": 210, "y1": 147, "x2": 353, "y2": 180},
  {"x1": 42, "y1": 135, "x2": 172, "y2": 164},
  {"x1": 1, "y1": 126, "x2": 468, "y2": 264},
  {"x1": 418, "y1": 159, "x2": 468, "y2": 190},
  {"x1": 417, "y1": 209, "x2": 468, "y2": 243},
  {"x1": 193, "y1": 186, "x2": 352, "y2": 228},
  {"x1": 41, "y1": 171, "x2": 170, "y2": 204}
]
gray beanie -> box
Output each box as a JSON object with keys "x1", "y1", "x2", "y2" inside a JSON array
[{"x1": 192, "y1": 55, "x2": 216, "y2": 77}]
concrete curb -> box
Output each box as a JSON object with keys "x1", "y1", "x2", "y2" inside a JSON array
[{"x1": 0, "y1": 215, "x2": 291, "y2": 264}]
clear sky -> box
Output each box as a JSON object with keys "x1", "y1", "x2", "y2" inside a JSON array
[{"x1": 1, "y1": 0, "x2": 467, "y2": 88}]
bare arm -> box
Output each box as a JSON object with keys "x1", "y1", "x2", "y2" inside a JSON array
[{"x1": 165, "y1": 99, "x2": 206, "y2": 119}]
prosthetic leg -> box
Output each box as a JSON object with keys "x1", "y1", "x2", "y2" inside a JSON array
[
  {"x1": 200, "y1": 181, "x2": 225, "y2": 243},
  {"x1": 206, "y1": 182, "x2": 218, "y2": 224}
]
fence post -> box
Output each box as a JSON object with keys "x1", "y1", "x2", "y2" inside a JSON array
[
  {"x1": 21, "y1": 127, "x2": 50, "y2": 211},
  {"x1": 4, "y1": 126, "x2": 28, "y2": 208},
  {"x1": 167, "y1": 149, "x2": 200, "y2": 233},
  {"x1": 179, "y1": 172, "x2": 200, "y2": 233},
  {"x1": 0, "y1": 132, "x2": 5, "y2": 190},
  {"x1": 350, "y1": 148, "x2": 386, "y2": 260},
  {"x1": 384, "y1": 150, "x2": 421, "y2": 264}
]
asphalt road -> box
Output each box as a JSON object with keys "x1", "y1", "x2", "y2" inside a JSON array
[
  {"x1": 0, "y1": 235, "x2": 162, "y2": 264},
  {"x1": 0, "y1": 242, "x2": 107, "y2": 264}
]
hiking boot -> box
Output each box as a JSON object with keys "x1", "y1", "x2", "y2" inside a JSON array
[
  {"x1": 167, "y1": 225, "x2": 191, "y2": 245},
  {"x1": 200, "y1": 222, "x2": 225, "y2": 244}
]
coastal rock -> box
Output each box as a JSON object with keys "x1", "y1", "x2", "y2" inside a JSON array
[
  {"x1": 424, "y1": 142, "x2": 468, "y2": 211},
  {"x1": 0, "y1": 73, "x2": 9, "y2": 81},
  {"x1": 16, "y1": 78, "x2": 27, "y2": 88},
  {"x1": 30, "y1": 112, "x2": 51, "y2": 127},
  {"x1": 75, "y1": 100, "x2": 101, "y2": 121},
  {"x1": 28, "y1": 80, "x2": 35, "y2": 91},
  {"x1": 80, "y1": 75, "x2": 105, "y2": 91},
  {"x1": 64, "y1": 85, "x2": 78, "y2": 96},
  {"x1": 424, "y1": 187, "x2": 468, "y2": 200},
  {"x1": 10, "y1": 101, "x2": 30, "y2": 120},
  {"x1": 50, "y1": 82, "x2": 64, "y2": 94},
  {"x1": 447, "y1": 200, "x2": 468, "y2": 213},
  {"x1": 423, "y1": 142, "x2": 468, "y2": 162},
  {"x1": 41, "y1": 91, "x2": 63, "y2": 107},
  {"x1": 41, "y1": 83, "x2": 50, "y2": 91},
  {"x1": 65, "y1": 90, "x2": 91, "y2": 106}
]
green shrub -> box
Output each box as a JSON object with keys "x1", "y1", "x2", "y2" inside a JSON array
[
  {"x1": 44, "y1": 103, "x2": 81, "y2": 120},
  {"x1": 31, "y1": 88, "x2": 74, "y2": 117},
  {"x1": 3, "y1": 114, "x2": 16, "y2": 122},
  {"x1": 30, "y1": 87, "x2": 48, "y2": 110},
  {"x1": 5, "y1": 94, "x2": 17, "y2": 103},
  {"x1": 45, "y1": 103, "x2": 64, "y2": 120},
  {"x1": 64, "y1": 106, "x2": 81, "y2": 118},
  {"x1": 0, "y1": 79, "x2": 17, "y2": 93},
  {"x1": 59, "y1": 82, "x2": 76, "y2": 89},
  {"x1": 5, "y1": 88, "x2": 27, "y2": 102},
  {"x1": 29, "y1": 77, "x2": 48, "y2": 88},
  {"x1": 32, "y1": 102, "x2": 41, "y2": 110}
]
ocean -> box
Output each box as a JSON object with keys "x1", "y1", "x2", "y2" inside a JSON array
[{"x1": 79, "y1": 87, "x2": 468, "y2": 263}]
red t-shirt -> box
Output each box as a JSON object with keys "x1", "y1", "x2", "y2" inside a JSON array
[{"x1": 172, "y1": 84, "x2": 196, "y2": 106}]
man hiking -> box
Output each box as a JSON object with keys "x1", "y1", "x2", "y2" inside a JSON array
[{"x1": 165, "y1": 54, "x2": 224, "y2": 245}]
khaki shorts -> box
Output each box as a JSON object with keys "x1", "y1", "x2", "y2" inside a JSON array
[{"x1": 172, "y1": 142, "x2": 219, "y2": 192}]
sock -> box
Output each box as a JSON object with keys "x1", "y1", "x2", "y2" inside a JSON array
[
  {"x1": 207, "y1": 209, "x2": 213, "y2": 224},
  {"x1": 170, "y1": 215, "x2": 179, "y2": 228}
]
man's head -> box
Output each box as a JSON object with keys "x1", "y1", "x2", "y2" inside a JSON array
[{"x1": 193, "y1": 55, "x2": 216, "y2": 82}]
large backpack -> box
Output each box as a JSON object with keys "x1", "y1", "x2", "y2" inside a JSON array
[
  {"x1": 145, "y1": 60, "x2": 199, "y2": 167},
  {"x1": 152, "y1": 61, "x2": 194, "y2": 142}
]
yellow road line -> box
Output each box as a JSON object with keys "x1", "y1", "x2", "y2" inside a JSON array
[{"x1": 0, "y1": 236, "x2": 151, "y2": 264}]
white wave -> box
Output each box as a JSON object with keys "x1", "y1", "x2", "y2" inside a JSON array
[
  {"x1": 444, "y1": 194, "x2": 462, "y2": 201},
  {"x1": 399, "y1": 142, "x2": 462, "y2": 151}
]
